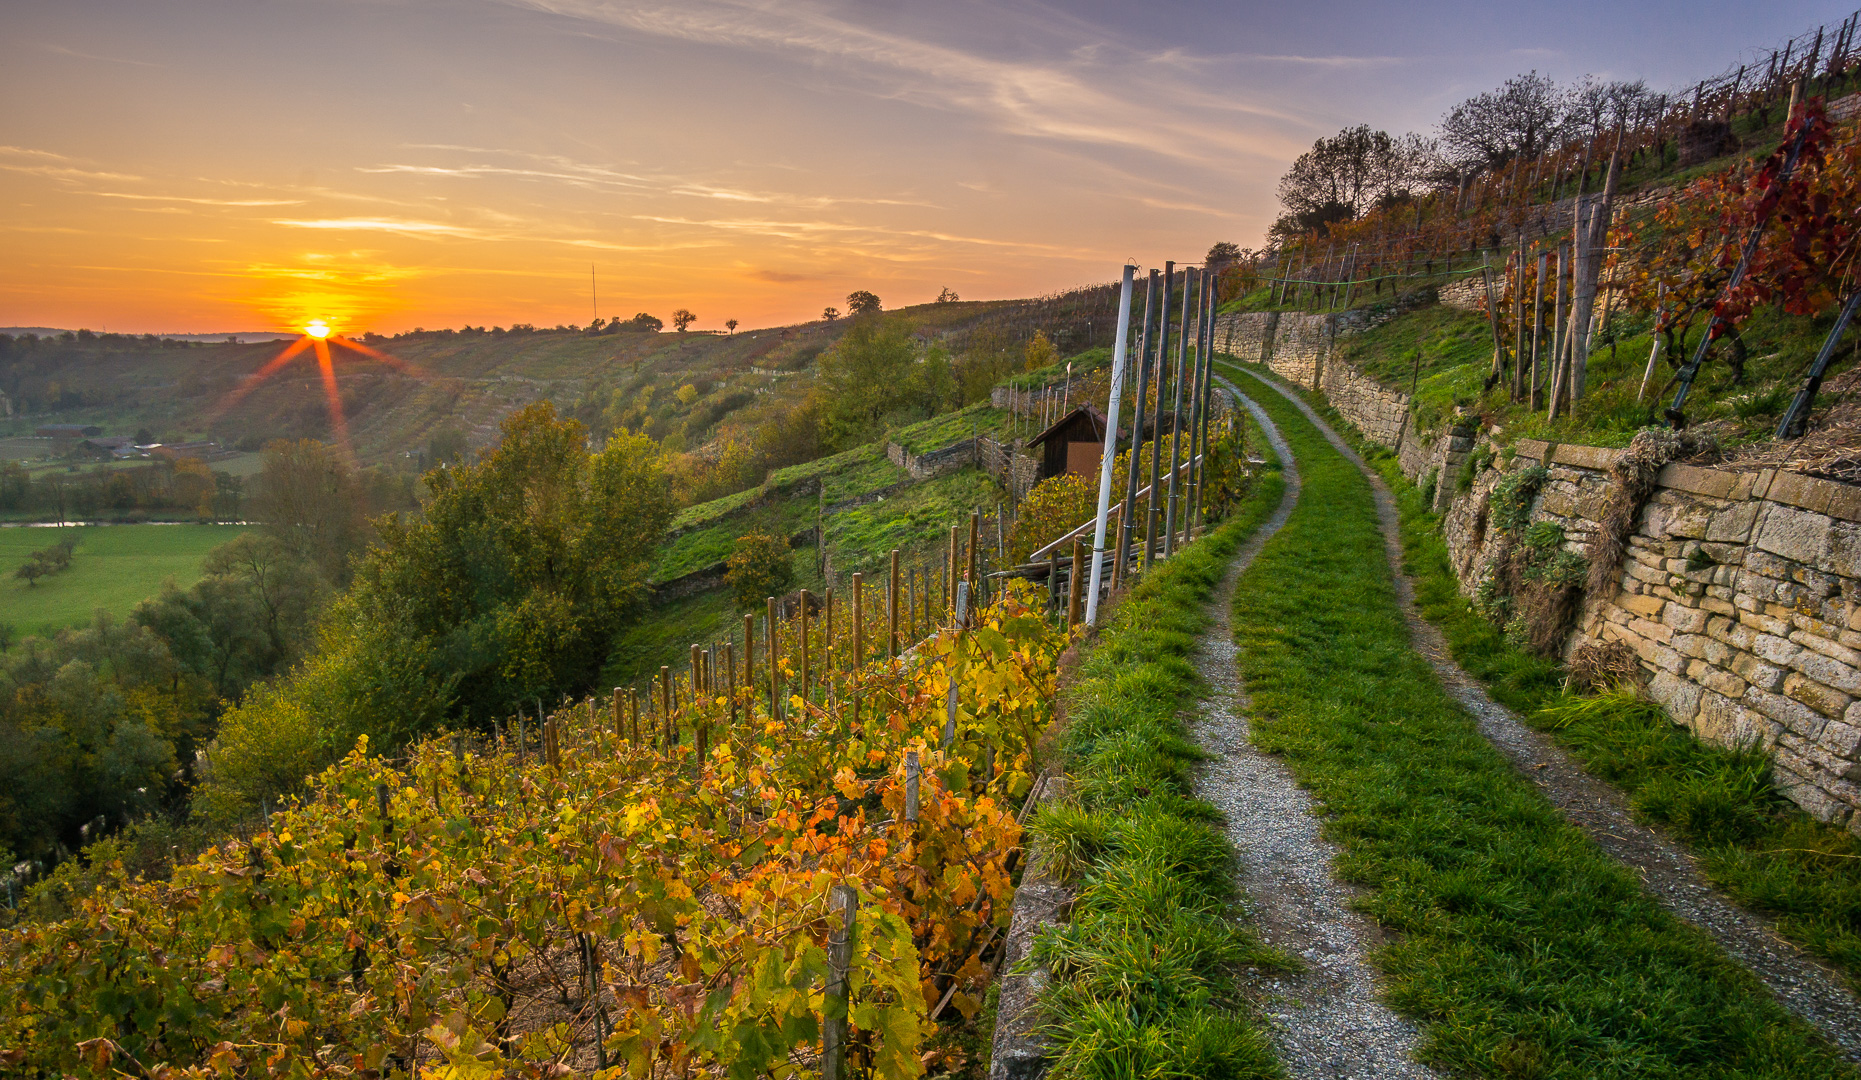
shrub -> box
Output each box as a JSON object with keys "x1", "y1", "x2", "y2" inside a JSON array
[
  {"x1": 1008, "y1": 473, "x2": 1094, "y2": 563},
  {"x1": 725, "y1": 531, "x2": 796, "y2": 609}
]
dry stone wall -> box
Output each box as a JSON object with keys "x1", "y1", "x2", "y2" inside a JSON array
[{"x1": 1220, "y1": 301, "x2": 1861, "y2": 830}]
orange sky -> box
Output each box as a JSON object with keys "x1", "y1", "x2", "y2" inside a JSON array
[{"x1": 1, "y1": 0, "x2": 1841, "y2": 335}]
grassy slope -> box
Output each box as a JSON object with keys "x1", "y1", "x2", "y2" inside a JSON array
[
  {"x1": 1221, "y1": 367, "x2": 1851, "y2": 1076},
  {"x1": 0, "y1": 524, "x2": 249, "y2": 636},
  {"x1": 1025, "y1": 450, "x2": 1290, "y2": 1079},
  {"x1": 1223, "y1": 356, "x2": 1861, "y2": 987}
]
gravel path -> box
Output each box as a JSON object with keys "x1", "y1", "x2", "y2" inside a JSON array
[
  {"x1": 1192, "y1": 392, "x2": 1442, "y2": 1079},
  {"x1": 1223, "y1": 364, "x2": 1861, "y2": 1062}
]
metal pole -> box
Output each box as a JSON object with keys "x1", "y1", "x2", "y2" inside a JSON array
[
  {"x1": 1188, "y1": 266, "x2": 1216, "y2": 533},
  {"x1": 1118, "y1": 269, "x2": 1158, "y2": 582},
  {"x1": 1086, "y1": 264, "x2": 1136, "y2": 625},
  {"x1": 1164, "y1": 267, "x2": 1194, "y2": 555},
  {"x1": 1145, "y1": 262, "x2": 1173, "y2": 568}
]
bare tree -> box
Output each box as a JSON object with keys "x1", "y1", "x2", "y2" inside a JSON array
[
  {"x1": 1274, "y1": 125, "x2": 1439, "y2": 238},
  {"x1": 935, "y1": 287, "x2": 960, "y2": 303},
  {"x1": 1565, "y1": 76, "x2": 1661, "y2": 137},
  {"x1": 1439, "y1": 71, "x2": 1567, "y2": 172},
  {"x1": 671, "y1": 308, "x2": 696, "y2": 332},
  {"x1": 725, "y1": 319, "x2": 739, "y2": 334}
]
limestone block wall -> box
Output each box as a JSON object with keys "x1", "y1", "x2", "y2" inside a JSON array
[
  {"x1": 1214, "y1": 294, "x2": 1861, "y2": 828},
  {"x1": 1439, "y1": 440, "x2": 1861, "y2": 831}
]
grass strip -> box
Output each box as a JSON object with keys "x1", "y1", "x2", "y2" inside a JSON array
[
  {"x1": 1221, "y1": 358, "x2": 1861, "y2": 990},
  {"x1": 1023, "y1": 451, "x2": 1290, "y2": 1080},
  {"x1": 1219, "y1": 370, "x2": 1853, "y2": 1078}
]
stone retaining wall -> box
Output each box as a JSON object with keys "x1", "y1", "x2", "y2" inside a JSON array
[{"x1": 1222, "y1": 301, "x2": 1861, "y2": 830}]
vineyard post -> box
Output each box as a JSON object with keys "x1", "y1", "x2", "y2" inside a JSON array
[
  {"x1": 611, "y1": 687, "x2": 623, "y2": 739},
  {"x1": 943, "y1": 581, "x2": 970, "y2": 748},
  {"x1": 966, "y1": 511, "x2": 980, "y2": 602},
  {"x1": 516, "y1": 718, "x2": 526, "y2": 766},
  {"x1": 948, "y1": 525, "x2": 960, "y2": 617},
  {"x1": 800, "y1": 592, "x2": 812, "y2": 708},
  {"x1": 1164, "y1": 266, "x2": 1193, "y2": 556},
  {"x1": 743, "y1": 613, "x2": 755, "y2": 692},
  {"x1": 823, "y1": 588, "x2": 835, "y2": 689},
  {"x1": 1638, "y1": 285, "x2": 1667, "y2": 402},
  {"x1": 1068, "y1": 539, "x2": 1085, "y2": 627},
  {"x1": 822, "y1": 884, "x2": 859, "y2": 1080},
  {"x1": 852, "y1": 572, "x2": 865, "y2": 667},
  {"x1": 660, "y1": 666, "x2": 673, "y2": 746},
  {"x1": 376, "y1": 783, "x2": 390, "y2": 825},
  {"x1": 909, "y1": 568, "x2": 919, "y2": 641},
  {"x1": 1119, "y1": 268, "x2": 1160, "y2": 587},
  {"x1": 451, "y1": 734, "x2": 463, "y2": 764},
  {"x1": 690, "y1": 645, "x2": 703, "y2": 717},
  {"x1": 1548, "y1": 241, "x2": 1570, "y2": 418},
  {"x1": 1145, "y1": 261, "x2": 1174, "y2": 569},
  {"x1": 1047, "y1": 548, "x2": 1060, "y2": 613},
  {"x1": 767, "y1": 597, "x2": 780, "y2": 722},
  {"x1": 1512, "y1": 244, "x2": 1526, "y2": 401},
  {"x1": 888, "y1": 549, "x2": 900, "y2": 657},
  {"x1": 1530, "y1": 250, "x2": 1548, "y2": 408},
  {"x1": 905, "y1": 750, "x2": 920, "y2": 822},
  {"x1": 725, "y1": 641, "x2": 738, "y2": 728},
  {"x1": 629, "y1": 687, "x2": 641, "y2": 745},
  {"x1": 1190, "y1": 265, "x2": 1216, "y2": 535},
  {"x1": 996, "y1": 504, "x2": 1005, "y2": 560}
]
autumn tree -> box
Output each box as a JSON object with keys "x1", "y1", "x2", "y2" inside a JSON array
[
  {"x1": 822, "y1": 306, "x2": 840, "y2": 323},
  {"x1": 726, "y1": 531, "x2": 795, "y2": 609},
  {"x1": 1274, "y1": 125, "x2": 1437, "y2": 238},
  {"x1": 248, "y1": 439, "x2": 371, "y2": 584},
  {"x1": 1439, "y1": 71, "x2": 1566, "y2": 171},
  {"x1": 846, "y1": 290, "x2": 882, "y2": 317},
  {"x1": 671, "y1": 308, "x2": 697, "y2": 332}
]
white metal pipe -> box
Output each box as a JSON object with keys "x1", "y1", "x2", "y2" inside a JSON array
[{"x1": 1086, "y1": 265, "x2": 1136, "y2": 627}]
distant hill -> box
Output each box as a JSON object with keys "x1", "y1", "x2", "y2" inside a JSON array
[{"x1": 1, "y1": 328, "x2": 296, "y2": 344}]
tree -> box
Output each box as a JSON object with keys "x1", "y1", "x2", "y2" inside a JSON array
[
  {"x1": 1439, "y1": 71, "x2": 1566, "y2": 172},
  {"x1": 822, "y1": 306, "x2": 840, "y2": 323},
  {"x1": 671, "y1": 308, "x2": 697, "y2": 332},
  {"x1": 1024, "y1": 329, "x2": 1058, "y2": 371},
  {"x1": 1206, "y1": 242, "x2": 1242, "y2": 267},
  {"x1": 845, "y1": 290, "x2": 882, "y2": 317},
  {"x1": 1275, "y1": 125, "x2": 1438, "y2": 233},
  {"x1": 198, "y1": 403, "x2": 674, "y2": 822},
  {"x1": 428, "y1": 427, "x2": 468, "y2": 466},
  {"x1": 612, "y1": 312, "x2": 662, "y2": 333},
  {"x1": 725, "y1": 319, "x2": 739, "y2": 334},
  {"x1": 725, "y1": 532, "x2": 795, "y2": 610},
  {"x1": 249, "y1": 439, "x2": 370, "y2": 583},
  {"x1": 815, "y1": 316, "x2": 917, "y2": 446},
  {"x1": 935, "y1": 287, "x2": 960, "y2": 303}
]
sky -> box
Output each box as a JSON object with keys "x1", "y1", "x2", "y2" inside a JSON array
[{"x1": 2, "y1": 0, "x2": 1852, "y2": 335}]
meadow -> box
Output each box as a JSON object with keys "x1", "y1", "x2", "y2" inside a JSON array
[{"x1": 0, "y1": 523, "x2": 248, "y2": 637}]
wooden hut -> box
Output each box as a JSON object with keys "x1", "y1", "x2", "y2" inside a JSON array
[{"x1": 1026, "y1": 405, "x2": 1107, "y2": 481}]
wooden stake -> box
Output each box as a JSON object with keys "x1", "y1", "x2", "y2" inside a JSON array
[
  {"x1": 1068, "y1": 539, "x2": 1085, "y2": 627},
  {"x1": 767, "y1": 597, "x2": 780, "y2": 721},
  {"x1": 888, "y1": 549, "x2": 901, "y2": 657},
  {"x1": 821, "y1": 885, "x2": 858, "y2": 1080},
  {"x1": 905, "y1": 750, "x2": 920, "y2": 822},
  {"x1": 799, "y1": 591, "x2": 812, "y2": 708},
  {"x1": 852, "y1": 573, "x2": 865, "y2": 666}
]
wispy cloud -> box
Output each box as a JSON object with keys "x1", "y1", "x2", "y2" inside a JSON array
[
  {"x1": 38, "y1": 43, "x2": 167, "y2": 68},
  {"x1": 273, "y1": 217, "x2": 495, "y2": 238},
  {"x1": 501, "y1": 0, "x2": 1299, "y2": 164},
  {"x1": 94, "y1": 192, "x2": 304, "y2": 207}
]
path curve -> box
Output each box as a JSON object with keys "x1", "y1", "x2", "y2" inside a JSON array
[
  {"x1": 1221, "y1": 364, "x2": 1861, "y2": 1061},
  {"x1": 1192, "y1": 392, "x2": 1441, "y2": 1079}
]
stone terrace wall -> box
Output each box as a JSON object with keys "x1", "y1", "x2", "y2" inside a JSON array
[
  {"x1": 1214, "y1": 299, "x2": 1861, "y2": 829},
  {"x1": 1442, "y1": 442, "x2": 1861, "y2": 831}
]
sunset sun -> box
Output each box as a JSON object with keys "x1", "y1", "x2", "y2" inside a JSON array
[{"x1": 303, "y1": 320, "x2": 331, "y2": 339}]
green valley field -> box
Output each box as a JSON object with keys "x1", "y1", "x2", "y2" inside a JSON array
[{"x1": 0, "y1": 524, "x2": 247, "y2": 637}]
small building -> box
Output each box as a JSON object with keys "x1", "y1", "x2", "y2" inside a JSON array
[
  {"x1": 80, "y1": 435, "x2": 142, "y2": 460},
  {"x1": 37, "y1": 423, "x2": 102, "y2": 439},
  {"x1": 1026, "y1": 406, "x2": 1107, "y2": 481}
]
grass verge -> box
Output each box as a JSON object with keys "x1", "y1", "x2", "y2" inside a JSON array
[
  {"x1": 1219, "y1": 367, "x2": 1853, "y2": 1077},
  {"x1": 1222, "y1": 357, "x2": 1861, "y2": 990},
  {"x1": 1022, "y1": 452, "x2": 1290, "y2": 1079}
]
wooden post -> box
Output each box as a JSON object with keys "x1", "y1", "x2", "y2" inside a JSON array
[
  {"x1": 660, "y1": 666, "x2": 673, "y2": 746},
  {"x1": 799, "y1": 590, "x2": 812, "y2": 708},
  {"x1": 852, "y1": 573, "x2": 865, "y2": 666},
  {"x1": 725, "y1": 641, "x2": 737, "y2": 728},
  {"x1": 948, "y1": 525, "x2": 960, "y2": 616},
  {"x1": 905, "y1": 750, "x2": 920, "y2": 822},
  {"x1": 612, "y1": 687, "x2": 623, "y2": 738},
  {"x1": 1047, "y1": 548, "x2": 1060, "y2": 613},
  {"x1": 691, "y1": 644, "x2": 703, "y2": 710},
  {"x1": 943, "y1": 582, "x2": 969, "y2": 748},
  {"x1": 908, "y1": 568, "x2": 918, "y2": 642},
  {"x1": 767, "y1": 598, "x2": 780, "y2": 721},
  {"x1": 821, "y1": 884, "x2": 858, "y2": 1080},
  {"x1": 1068, "y1": 538, "x2": 1085, "y2": 627},
  {"x1": 966, "y1": 510, "x2": 980, "y2": 594},
  {"x1": 880, "y1": 550, "x2": 895, "y2": 656},
  {"x1": 629, "y1": 687, "x2": 640, "y2": 745}
]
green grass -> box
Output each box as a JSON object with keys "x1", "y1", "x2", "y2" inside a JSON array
[
  {"x1": 1229, "y1": 355, "x2": 1861, "y2": 989},
  {"x1": 888, "y1": 401, "x2": 1016, "y2": 456},
  {"x1": 0, "y1": 524, "x2": 249, "y2": 638},
  {"x1": 1237, "y1": 356, "x2": 1861, "y2": 992},
  {"x1": 1217, "y1": 367, "x2": 1852, "y2": 1077},
  {"x1": 1022, "y1": 450, "x2": 1290, "y2": 1080}
]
